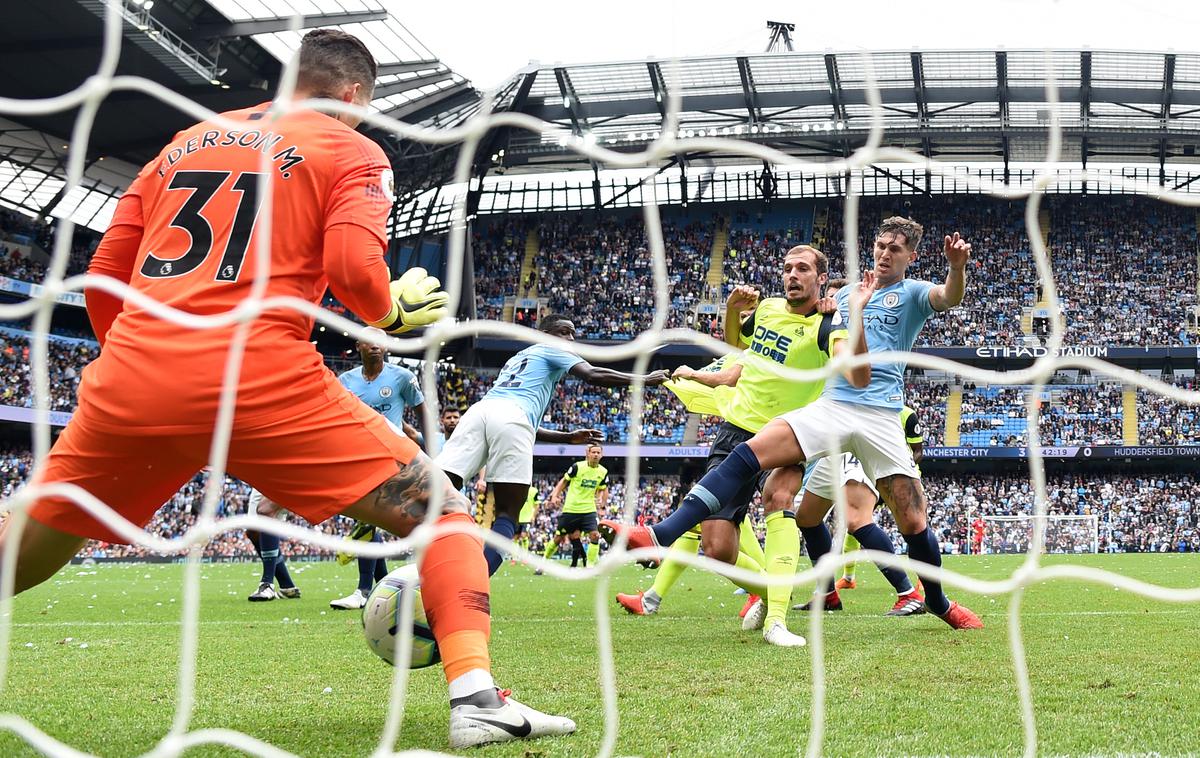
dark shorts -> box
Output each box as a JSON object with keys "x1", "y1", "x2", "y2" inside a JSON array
[
  {"x1": 703, "y1": 421, "x2": 768, "y2": 526},
  {"x1": 556, "y1": 511, "x2": 599, "y2": 535}
]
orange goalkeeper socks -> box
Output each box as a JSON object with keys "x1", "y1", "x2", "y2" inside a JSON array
[{"x1": 419, "y1": 512, "x2": 493, "y2": 688}]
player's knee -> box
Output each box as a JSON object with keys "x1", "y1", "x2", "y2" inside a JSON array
[
  {"x1": 700, "y1": 534, "x2": 738, "y2": 564},
  {"x1": 896, "y1": 513, "x2": 928, "y2": 535},
  {"x1": 793, "y1": 497, "x2": 829, "y2": 528},
  {"x1": 589, "y1": 531, "x2": 601, "y2": 542},
  {"x1": 845, "y1": 514, "x2": 873, "y2": 532},
  {"x1": 844, "y1": 490, "x2": 876, "y2": 528},
  {"x1": 762, "y1": 487, "x2": 794, "y2": 515}
]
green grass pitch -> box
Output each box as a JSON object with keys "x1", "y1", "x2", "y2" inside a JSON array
[{"x1": 2, "y1": 553, "x2": 1199, "y2": 756}]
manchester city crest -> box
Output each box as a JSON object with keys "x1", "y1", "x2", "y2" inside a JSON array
[
  {"x1": 379, "y1": 386, "x2": 393, "y2": 398},
  {"x1": 882, "y1": 292, "x2": 900, "y2": 308}
]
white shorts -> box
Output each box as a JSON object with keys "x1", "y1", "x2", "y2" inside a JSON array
[
  {"x1": 801, "y1": 453, "x2": 878, "y2": 502},
  {"x1": 782, "y1": 397, "x2": 920, "y2": 484},
  {"x1": 435, "y1": 398, "x2": 535, "y2": 484}
]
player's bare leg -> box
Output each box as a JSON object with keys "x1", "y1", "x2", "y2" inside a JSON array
[
  {"x1": 758, "y1": 466, "x2": 807, "y2": 646},
  {"x1": 877, "y1": 474, "x2": 981, "y2": 629},
  {"x1": 698, "y1": 518, "x2": 768, "y2": 627},
  {"x1": 342, "y1": 451, "x2": 575, "y2": 747},
  {"x1": 744, "y1": 419, "x2": 809, "y2": 469},
  {"x1": 0, "y1": 517, "x2": 86, "y2": 595},
  {"x1": 792, "y1": 481, "x2": 924, "y2": 616}
]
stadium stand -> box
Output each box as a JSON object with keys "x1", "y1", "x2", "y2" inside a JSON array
[
  {"x1": 460, "y1": 194, "x2": 1199, "y2": 348},
  {"x1": 473, "y1": 221, "x2": 529, "y2": 321},
  {"x1": 1138, "y1": 374, "x2": 1200, "y2": 445},
  {"x1": 540, "y1": 379, "x2": 688, "y2": 444},
  {"x1": 957, "y1": 381, "x2": 1125, "y2": 447},
  {"x1": 534, "y1": 215, "x2": 714, "y2": 339},
  {"x1": 0, "y1": 329, "x2": 97, "y2": 411}
]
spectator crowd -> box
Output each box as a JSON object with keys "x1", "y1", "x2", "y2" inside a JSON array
[
  {"x1": 958, "y1": 381, "x2": 1125, "y2": 447},
  {"x1": 5, "y1": 452, "x2": 1196, "y2": 559}
]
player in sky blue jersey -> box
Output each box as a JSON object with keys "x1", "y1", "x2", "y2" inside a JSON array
[
  {"x1": 337, "y1": 340, "x2": 425, "y2": 440},
  {"x1": 608, "y1": 218, "x2": 984, "y2": 631},
  {"x1": 328, "y1": 329, "x2": 426, "y2": 610},
  {"x1": 437, "y1": 314, "x2": 670, "y2": 576}
]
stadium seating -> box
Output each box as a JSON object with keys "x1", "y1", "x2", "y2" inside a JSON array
[
  {"x1": 535, "y1": 215, "x2": 715, "y2": 339},
  {"x1": 540, "y1": 379, "x2": 688, "y2": 444},
  {"x1": 0, "y1": 210, "x2": 95, "y2": 280},
  {"x1": 828, "y1": 194, "x2": 1196, "y2": 347},
  {"x1": 958, "y1": 382, "x2": 1124, "y2": 447},
  {"x1": 0, "y1": 328, "x2": 98, "y2": 411},
  {"x1": 1138, "y1": 375, "x2": 1200, "y2": 445},
  {"x1": 473, "y1": 221, "x2": 528, "y2": 321},
  {"x1": 2, "y1": 466, "x2": 1177, "y2": 559},
  {"x1": 5, "y1": 329, "x2": 1190, "y2": 452}
]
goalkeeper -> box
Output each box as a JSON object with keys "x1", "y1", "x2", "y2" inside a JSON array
[{"x1": 3, "y1": 29, "x2": 573, "y2": 750}]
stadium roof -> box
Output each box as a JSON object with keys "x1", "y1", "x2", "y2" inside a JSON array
[
  {"x1": 467, "y1": 49, "x2": 1200, "y2": 173},
  {"x1": 0, "y1": 0, "x2": 477, "y2": 230}
]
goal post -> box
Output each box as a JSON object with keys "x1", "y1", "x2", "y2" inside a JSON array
[{"x1": 981, "y1": 514, "x2": 1099, "y2": 555}]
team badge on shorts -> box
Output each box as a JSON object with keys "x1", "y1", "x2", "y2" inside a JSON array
[{"x1": 882, "y1": 292, "x2": 900, "y2": 308}]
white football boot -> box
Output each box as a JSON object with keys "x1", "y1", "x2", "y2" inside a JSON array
[
  {"x1": 449, "y1": 688, "x2": 576, "y2": 749},
  {"x1": 740, "y1": 597, "x2": 767, "y2": 631},
  {"x1": 763, "y1": 620, "x2": 807, "y2": 648},
  {"x1": 247, "y1": 582, "x2": 277, "y2": 602},
  {"x1": 329, "y1": 589, "x2": 367, "y2": 610}
]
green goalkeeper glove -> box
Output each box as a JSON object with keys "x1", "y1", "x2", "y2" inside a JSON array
[{"x1": 369, "y1": 267, "x2": 449, "y2": 335}]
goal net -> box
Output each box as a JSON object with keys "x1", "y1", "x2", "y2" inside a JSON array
[
  {"x1": 3, "y1": 6, "x2": 1200, "y2": 758},
  {"x1": 981, "y1": 515, "x2": 1099, "y2": 555}
]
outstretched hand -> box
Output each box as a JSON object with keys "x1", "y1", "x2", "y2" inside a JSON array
[
  {"x1": 944, "y1": 232, "x2": 972, "y2": 269},
  {"x1": 671, "y1": 365, "x2": 695, "y2": 381},
  {"x1": 644, "y1": 369, "x2": 672, "y2": 386},
  {"x1": 567, "y1": 428, "x2": 604, "y2": 445},
  {"x1": 848, "y1": 270, "x2": 878, "y2": 314},
  {"x1": 725, "y1": 284, "x2": 759, "y2": 314}
]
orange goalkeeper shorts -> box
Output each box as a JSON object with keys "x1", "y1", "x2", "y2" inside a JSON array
[{"x1": 27, "y1": 381, "x2": 418, "y2": 544}]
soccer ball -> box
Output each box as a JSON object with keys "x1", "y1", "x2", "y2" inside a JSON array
[{"x1": 362, "y1": 563, "x2": 440, "y2": 669}]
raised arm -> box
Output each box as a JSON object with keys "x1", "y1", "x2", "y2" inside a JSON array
[
  {"x1": 569, "y1": 362, "x2": 670, "y2": 388},
  {"x1": 323, "y1": 154, "x2": 446, "y2": 333},
  {"x1": 723, "y1": 285, "x2": 759, "y2": 348},
  {"x1": 928, "y1": 232, "x2": 971, "y2": 312},
  {"x1": 536, "y1": 427, "x2": 604, "y2": 445}
]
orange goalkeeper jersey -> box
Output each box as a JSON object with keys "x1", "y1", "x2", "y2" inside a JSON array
[{"x1": 80, "y1": 103, "x2": 396, "y2": 433}]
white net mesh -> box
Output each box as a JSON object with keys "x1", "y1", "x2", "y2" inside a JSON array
[
  {"x1": 2, "y1": 7, "x2": 1200, "y2": 758},
  {"x1": 982, "y1": 515, "x2": 1100, "y2": 555}
]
